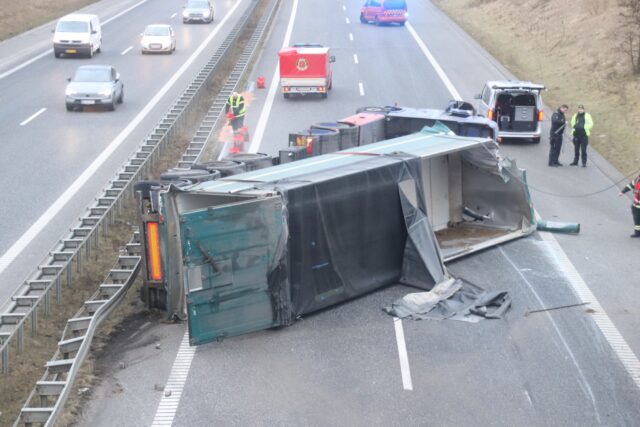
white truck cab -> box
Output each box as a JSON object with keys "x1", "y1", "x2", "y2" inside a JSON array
[{"x1": 53, "y1": 14, "x2": 102, "y2": 58}]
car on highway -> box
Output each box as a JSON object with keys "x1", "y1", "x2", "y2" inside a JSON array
[
  {"x1": 65, "y1": 65, "x2": 124, "y2": 111},
  {"x1": 140, "y1": 24, "x2": 176, "y2": 54},
  {"x1": 53, "y1": 14, "x2": 102, "y2": 58},
  {"x1": 475, "y1": 80, "x2": 545, "y2": 143},
  {"x1": 182, "y1": 0, "x2": 214, "y2": 23},
  {"x1": 360, "y1": 0, "x2": 408, "y2": 26}
]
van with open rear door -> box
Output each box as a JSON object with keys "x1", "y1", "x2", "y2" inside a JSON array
[{"x1": 475, "y1": 81, "x2": 545, "y2": 143}]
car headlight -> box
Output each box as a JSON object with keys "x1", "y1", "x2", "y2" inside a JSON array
[
  {"x1": 65, "y1": 88, "x2": 77, "y2": 96},
  {"x1": 99, "y1": 89, "x2": 111, "y2": 97},
  {"x1": 203, "y1": 10, "x2": 211, "y2": 17},
  {"x1": 182, "y1": 10, "x2": 189, "y2": 17}
]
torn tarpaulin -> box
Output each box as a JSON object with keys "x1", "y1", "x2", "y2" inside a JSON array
[{"x1": 384, "y1": 278, "x2": 511, "y2": 322}]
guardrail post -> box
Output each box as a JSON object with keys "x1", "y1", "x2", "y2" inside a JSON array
[
  {"x1": 31, "y1": 305, "x2": 38, "y2": 335},
  {"x1": 18, "y1": 324, "x2": 24, "y2": 353},
  {"x1": 44, "y1": 291, "x2": 50, "y2": 317},
  {"x1": 2, "y1": 341, "x2": 8, "y2": 373},
  {"x1": 77, "y1": 249, "x2": 82, "y2": 273},
  {"x1": 56, "y1": 276, "x2": 62, "y2": 303},
  {"x1": 66, "y1": 263, "x2": 72, "y2": 288}
]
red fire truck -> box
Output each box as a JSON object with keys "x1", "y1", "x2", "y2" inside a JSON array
[{"x1": 278, "y1": 44, "x2": 335, "y2": 98}]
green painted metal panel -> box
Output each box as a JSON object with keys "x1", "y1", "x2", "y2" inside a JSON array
[{"x1": 182, "y1": 196, "x2": 286, "y2": 345}]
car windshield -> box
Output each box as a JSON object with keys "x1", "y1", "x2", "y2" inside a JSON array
[
  {"x1": 56, "y1": 21, "x2": 89, "y2": 33},
  {"x1": 383, "y1": 0, "x2": 406, "y2": 9},
  {"x1": 186, "y1": 1, "x2": 208, "y2": 8},
  {"x1": 145, "y1": 26, "x2": 169, "y2": 36},
  {"x1": 73, "y1": 68, "x2": 112, "y2": 82}
]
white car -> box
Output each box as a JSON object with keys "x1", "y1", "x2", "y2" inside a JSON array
[{"x1": 140, "y1": 24, "x2": 176, "y2": 54}]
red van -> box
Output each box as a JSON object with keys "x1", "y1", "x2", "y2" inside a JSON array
[{"x1": 360, "y1": 0, "x2": 407, "y2": 26}]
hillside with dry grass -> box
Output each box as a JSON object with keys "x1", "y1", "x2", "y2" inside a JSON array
[{"x1": 435, "y1": 0, "x2": 640, "y2": 175}]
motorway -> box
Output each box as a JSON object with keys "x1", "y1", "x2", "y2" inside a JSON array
[{"x1": 1, "y1": 0, "x2": 639, "y2": 425}]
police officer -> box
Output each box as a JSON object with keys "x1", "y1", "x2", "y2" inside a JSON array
[
  {"x1": 570, "y1": 104, "x2": 594, "y2": 167},
  {"x1": 619, "y1": 172, "x2": 640, "y2": 238},
  {"x1": 548, "y1": 104, "x2": 568, "y2": 167},
  {"x1": 225, "y1": 91, "x2": 246, "y2": 132}
]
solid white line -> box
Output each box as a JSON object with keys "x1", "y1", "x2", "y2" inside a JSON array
[
  {"x1": 121, "y1": 46, "x2": 133, "y2": 56},
  {"x1": 346, "y1": 17, "x2": 350, "y2": 24},
  {"x1": 151, "y1": 332, "x2": 196, "y2": 427},
  {"x1": 170, "y1": 12, "x2": 177, "y2": 18},
  {"x1": 0, "y1": 0, "x2": 244, "y2": 277},
  {"x1": 349, "y1": 33, "x2": 354, "y2": 41},
  {"x1": 393, "y1": 318, "x2": 413, "y2": 391},
  {"x1": 538, "y1": 232, "x2": 640, "y2": 389},
  {"x1": 353, "y1": 53, "x2": 358, "y2": 64},
  {"x1": 19, "y1": 108, "x2": 46, "y2": 126},
  {"x1": 499, "y1": 246, "x2": 601, "y2": 422},
  {"x1": 405, "y1": 22, "x2": 462, "y2": 100},
  {"x1": 0, "y1": 0, "x2": 150, "y2": 81},
  {"x1": 358, "y1": 82, "x2": 364, "y2": 96},
  {"x1": 249, "y1": 0, "x2": 299, "y2": 153},
  {"x1": 407, "y1": 19, "x2": 640, "y2": 392}
]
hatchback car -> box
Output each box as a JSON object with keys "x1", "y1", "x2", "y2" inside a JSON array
[
  {"x1": 182, "y1": 0, "x2": 214, "y2": 23},
  {"x1": 360, "y1": 0, "x2": 407, "y2": 26},
  {"x1": 141, "y1": 24, "x2": 176, "y2": 54},
  {"x1": 475, "y1": 81, "x2": 545, "y2": 143},
  {"x1": 65, "y1": 65, "x2": 124, "y2": 111}
]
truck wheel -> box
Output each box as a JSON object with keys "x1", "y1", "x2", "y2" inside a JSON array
[
  {"x1": 356, "y1": 106, "x2": 386, "y2": 113},
  {"x1": 360, "y1": 13, "x2": 367, "y2": 24}
]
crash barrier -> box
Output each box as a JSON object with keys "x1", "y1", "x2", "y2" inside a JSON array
[
  {"x1": 0, "y1": 0, "x2": 270, "y2": 377},
  {"x1": 15, "y1": 234, "x2": 141, "y2": 427}
]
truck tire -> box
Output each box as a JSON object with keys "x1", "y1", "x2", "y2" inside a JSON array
[{"x1": 355, "y1": 106, "x2": 386, "y2": 114}]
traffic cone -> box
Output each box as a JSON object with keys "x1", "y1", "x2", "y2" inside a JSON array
[{"x1": 257, "y1": 76, "x2": 265, "y2": 89}]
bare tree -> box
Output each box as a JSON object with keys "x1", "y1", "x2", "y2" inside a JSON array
[{"x1": 620, "y1": 0, "x2": 640, "y2": 74}]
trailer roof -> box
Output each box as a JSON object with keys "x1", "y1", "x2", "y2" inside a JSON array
[
  {"x1": 279, "y1": 46, "x2": 330, "y2": 55},
  {"x1": 189, "y1": 130, "x2": 494, "y2": 195}
]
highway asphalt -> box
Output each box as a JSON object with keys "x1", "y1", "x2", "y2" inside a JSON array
[
  {"x1": 0, "y1": 0, "x2": 256, "y2": 306},
  {"x1": 76, "y1": 0, "x2": 640, "y2": 426}
]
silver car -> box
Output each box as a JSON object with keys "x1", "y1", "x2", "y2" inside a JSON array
[
  {"x1": 65, "y1": 65, "x2": 124, "y2": 111},
  {"x1": 182, "y1": 0, "x2": 214, "y2": 23},
  {"x1": 141, "y1": 24, "x2": 176, "y2": 54}
]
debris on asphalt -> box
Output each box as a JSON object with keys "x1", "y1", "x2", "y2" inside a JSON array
[{"x1": 524, "y1": 302, "x2": 590, "y2": 316}]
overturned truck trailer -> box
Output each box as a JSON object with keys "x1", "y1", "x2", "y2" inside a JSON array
[{"x1": 161, "y1": 128, "x2": 535, "y2": 345}]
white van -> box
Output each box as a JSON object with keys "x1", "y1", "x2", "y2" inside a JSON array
[{"x1": 53, "y1": 14, "x2": 102, "y2": 58}]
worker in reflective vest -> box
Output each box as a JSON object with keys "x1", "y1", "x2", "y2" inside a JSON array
[
  {"x1": 225, "y1": 91, "x2": 246, "y2": 132},
  {"x1": 619, "y1": 172, "x2": 640, "y2": 238}
]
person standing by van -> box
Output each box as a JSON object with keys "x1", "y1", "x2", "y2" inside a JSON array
[
  {"x1": 570, "y1": 105, "x2": 593, "y2": 167},
  {"x1": 548, "y1": 104, "x2": 568, "y2": 167}
]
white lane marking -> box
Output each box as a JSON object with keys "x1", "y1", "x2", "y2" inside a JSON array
[
  {"x1": 346, "y1": 17, "x2": 350, "y2": 24},
  {"x1": 358, "y1": 82, "x2": 364, "y2": 96},
  {"x1": 393, "y1": 318, "x2": 413, "y2": 391},
  {"x1": 19, "y1": 108, "x2": 46, "y2": 126},
  {"x1": 249, "y1": 0, "x2": 299, "y2": 153},
  {"x1": 405, "y1": 22, "x2": 462, "y2": 100},
  {"x1": 499, "y1": 246, "x2": 601, "y2": 422},
  {"x1": 349, "y1": 33, "x2": 354, "y2": 41},
  {"x1": 342, "y1": 5, "x2": 346, "y2": 11},
  {"x1": 409, "y1": 19, "x2": 640, "y2": 392},
  {"x1": 121, "y1": 46, "x2": 133, "y2": 56},
  {"x1": 353, "y1": 53, "x2": 358, "y2": 64},
  {"x1": 538, "y1": 231, "x2": 640, "y2": 389},
  {"x1": 151, "y1": 332, "x2": 196, "y2": 426},
  {"x1": 0, "y1": 0, "x2": 244, "y2": 277},
  {"x1": 0, "y1": 0, "x2": 150, "y2": 81},
  {"x1": 170, "y1": 12, "x2": 177, "y2": 18}
]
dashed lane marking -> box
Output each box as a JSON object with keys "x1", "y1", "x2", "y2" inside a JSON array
[{"x1": 19, "y1": 108, "x2": 46, "y2": 126}]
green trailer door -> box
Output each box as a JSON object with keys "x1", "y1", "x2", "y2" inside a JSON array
[{"x1": 180, "y1": 195, "x2": 287, "y2": 345}]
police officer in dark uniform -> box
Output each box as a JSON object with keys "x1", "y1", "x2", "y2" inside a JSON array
[{"x1": 548, "y1": 104, "x2": 568, "y2": 167}]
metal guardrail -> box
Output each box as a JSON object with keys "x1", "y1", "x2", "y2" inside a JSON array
[
  {"x1": 11, "y1": 0, "x2": 281, "y2": 424},
  {"x1": 14, "y1": 234, "x2": 141, "y2": 427},
  {"x1": 0, "y1": 0, "x2": 258, "y2": 375},
  {"x1": 178, "y1": 0, "x2": 278, "y2": 167}
]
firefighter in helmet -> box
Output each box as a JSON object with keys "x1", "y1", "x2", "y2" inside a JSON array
[
  {"x1": 619, "y1": 171, "x2": 640, "y2": 238},
  {"x1": 225, "y1": 91, "x2": 246, "y2": 133}
]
